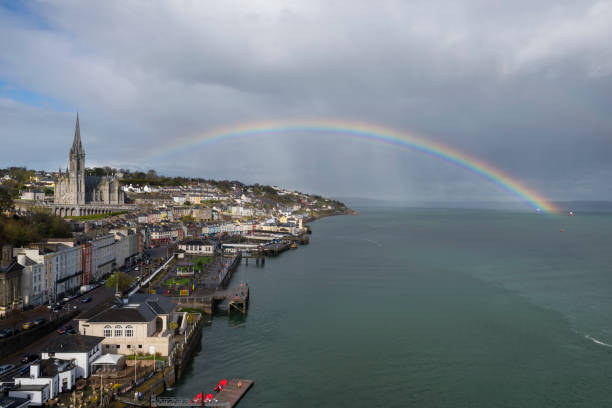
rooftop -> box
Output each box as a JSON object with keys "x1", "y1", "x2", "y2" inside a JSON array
[{"x1": 41, "y1": 335, "x2": 103, "y2": 353}]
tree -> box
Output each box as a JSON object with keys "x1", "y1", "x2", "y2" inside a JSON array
[
  {"x1": 105, "y1": 271, "x2": 134, "y2": 292},
  {"x1": 0, "y1": 188, "x2": 14, "y2": 213}
]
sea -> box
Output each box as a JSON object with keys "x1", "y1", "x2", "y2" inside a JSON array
[{"x1": 169, "y1": 207, "x2": 612, "y2": 407}]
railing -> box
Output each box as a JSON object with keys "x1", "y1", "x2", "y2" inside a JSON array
[
  {"x1": 129, "y1": 255, "x2": 175, "y2": 297},
  {"x1": 151, "y1": 396, "x2": 230, "y2": 407}
]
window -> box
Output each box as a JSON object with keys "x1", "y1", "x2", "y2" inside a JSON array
[
  {"x1": 138, "y1": 344, "x2": 142, "y2": 349},
  {"x1": 104, "y1": 325, "x2": 112, "y2": 337},
  {"x1": 125, "y1": 325, "x2": 134, "y2": 337},
  {"x1": 115, "y1": 325, "x2": 122, "y2": 337},
  {"x1": 127, "y1": 344, "x2": 131, "y2": 349}
]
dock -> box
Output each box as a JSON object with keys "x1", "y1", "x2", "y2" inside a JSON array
[
  {"x1": 215, "y1": 379, "x2": 254, "y2": 407},
  {"x1": 170, "y1": 284, "x2": 249, "y2": 315},
  {"x1": 119, "y1": 379, "x2": 253, "y2": 407}
]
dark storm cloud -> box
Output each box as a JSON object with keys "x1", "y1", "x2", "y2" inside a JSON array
[{"x1": 1, "y1": 0, "x2": 611, "y2": 201}]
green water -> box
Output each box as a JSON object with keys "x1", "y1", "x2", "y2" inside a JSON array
[{"x1": 171, "y1": 208, "x2": 612, "y2": 407}]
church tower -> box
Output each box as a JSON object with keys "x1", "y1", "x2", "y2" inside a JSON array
[{"x1": 69, "y1": 114, "x2": 86, "y2": 205}]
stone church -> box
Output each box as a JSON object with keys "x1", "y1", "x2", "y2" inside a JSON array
[{"x1": 54, "y1": 115, "x2": 125, "y2": 210}]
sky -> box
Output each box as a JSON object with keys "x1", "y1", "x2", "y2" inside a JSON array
[{"x1": 1, "y1": 0, "x2": 612, "y2": 203}]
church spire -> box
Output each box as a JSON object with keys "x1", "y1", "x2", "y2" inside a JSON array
[{"x1": 70, "y1": 113, "x2": 84, "y2": 156}]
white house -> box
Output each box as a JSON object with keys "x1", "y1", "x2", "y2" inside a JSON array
[
  {"x1": 9, "y1": 385, "x2": 50, "y2": 406},
  {"x1": 178, "y1": 239, "x2": 214, "y2": 256},
  {"x1": 39, "y1": 335, "x2": 104, "y2": 379},
  {"x1": 92, "y1": 234, "x2": 115, "y2": 280},
  {"x1": 15, "y1": 254, "x2": 45, "y2": 306},
  {"x1": 13, "y1": 359, "x2": 77, "y2": 401}
]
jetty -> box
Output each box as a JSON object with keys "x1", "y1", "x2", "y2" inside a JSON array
[
  {"x1": 215, "y1": 379, "x2": 254, "y2": 407},
  {"x1": 170, "y1": 284, "x2": 250, "y2": 315},
  {"x1": 118, "y1": 379, "x2": 254, "y2": 407}
]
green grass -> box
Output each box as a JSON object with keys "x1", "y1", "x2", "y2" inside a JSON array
[
  {"x1": 193, "y1": 256, "x2": 212, "y2": 271},
  {"x1": 65, "y1": 211, "x2": 127, "y2": 220},
  {"x1": 163, "y1": 277, "x2": 191, "y2": 287},
  {"x1": 125, "y1": 354, "x2": 167, "y2": 361},
  {"x1": 178, "y1": 307, "x2": 206, "y2": 315}
]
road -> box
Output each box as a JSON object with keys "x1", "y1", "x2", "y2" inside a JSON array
[{"x1": 0, "y1": 250, "x2": 173, "y2": 382}]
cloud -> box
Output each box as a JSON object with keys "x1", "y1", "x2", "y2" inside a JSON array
[{"x1": 1, "y1": 0, "x2": 611, "y2": 202}]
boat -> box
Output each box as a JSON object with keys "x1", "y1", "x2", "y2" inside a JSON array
[
  {"x1": 290, "y1": 242, "x2": 297, "y2": 249},
  {"x1": 214, "y1": 379, "x2": 228, "y2": 392}
]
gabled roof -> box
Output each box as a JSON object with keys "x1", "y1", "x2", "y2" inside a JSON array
[{"x1": 87, "y1": 295, "x2": 175, "y2": 324}]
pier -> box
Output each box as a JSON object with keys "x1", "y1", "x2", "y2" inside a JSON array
[
  {"x1": 215, "y1": 379, "x2": 254, "y2": 407},
  {"x1": 170, "y1": 284, "x2": 249, "y2": 315}
]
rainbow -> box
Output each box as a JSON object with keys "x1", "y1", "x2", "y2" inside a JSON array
[{"x1": 147, "y1": 119, "x2": 560, "y2": 214}]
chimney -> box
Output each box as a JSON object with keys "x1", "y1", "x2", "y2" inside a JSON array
[
  {"x1": 1, "y1": 245, "x2": 13, "y2": 269},
  {"x1": 30, "y1": 363, "x2": 40, "y2": 378}
]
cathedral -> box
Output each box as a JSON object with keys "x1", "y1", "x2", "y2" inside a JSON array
[{"x1": 54, "y1": 115, "x2": 124, "y2": 206}]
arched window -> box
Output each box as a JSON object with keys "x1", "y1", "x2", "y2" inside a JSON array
[
  {"x1": 104, "y1": 325, "x2": 112, "y2": 337},
  {"x1": 125, "y1": 325, "x2": 134, "y2": 337},
  {"x1": 115, "y1": 325, "x2": 122, "y2": 337}
]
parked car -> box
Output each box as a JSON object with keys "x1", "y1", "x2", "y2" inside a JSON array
[
  {"x1": 81, "y1": 296, "x2": 92, "y2": 303},
  {"x1": 0, "y1": 328, "x2": 19, "y2": 338},
  {"x1": 22, "y1": 321, "x2": 36, "y2": 330},
  {"x1": 33, "y1": 318, "x2": 46, "y2": 326},
  {"x1": 0, "y1": 365, "x2": 15, "y2": 375},
  {"x1": 20, "y1": 353, "x2": 38, "y2": 364},
  {"x1": 57, "y1": 325, "x2": 73, "y2": 335},
  {"x1": 65, "y1": 328, "x2": 77, "y2": 335}
]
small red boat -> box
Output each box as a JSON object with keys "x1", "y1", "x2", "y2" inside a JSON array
[
  {"x1": 214, "y1": 379, "x2": 228, "y2": 392},
  {"x1": 191, "y1": 392, "x2": 215, "y2": 403}
]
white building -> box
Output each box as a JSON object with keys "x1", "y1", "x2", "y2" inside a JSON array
[
  {"x1": 110, "y1": 230, "x2": 139, "y2": 269},
  {"x1": 40, "y1": 335, "x2": 104, "y2": 379},
  {"x1": 13, "y1": 359, "x2": 77, "y2": 401},
  {"x1": 13, "y1": 244, "x2": 82, "y2": 303},
  {"x1": 178, "y1": 239, "x2": 214, "y2": 256},
  {"x1": 9, "y1": 385, "x2": 50, "y2": 406},
  {"x1": 92, "y1": 234, "x2": 115, "y2": 280},
  {"x1": 15, "y1": 254, "x2": 45, "y2": 306}
]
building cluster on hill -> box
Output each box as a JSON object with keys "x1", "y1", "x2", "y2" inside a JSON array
[
  {"x1": 0, "y1": 228, "x2": 139, "y2": 315},
  {"x1": 0, "y1": 115, "x2": 352, "y2": 408}
]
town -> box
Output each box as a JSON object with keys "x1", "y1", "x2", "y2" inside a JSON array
[{"x1": 0, "y1": 116, "x2": 351, "y2": 407}]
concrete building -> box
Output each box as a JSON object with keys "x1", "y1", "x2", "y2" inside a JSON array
[
  {"x1": 78, "y1": 294, "x2": 178, "y2": 356},
  {"x1": 14, "y1": 244, "x2": 82, "y2": 303},
  {"x1": 9, "y1": 385, "x2": 50, "y2": 406},
  {"x1": 111, "y1": 230, "x2": 139, "y2": 269},
  {"x1": 92, "y1": 234, "x2": 115, "y2": 280},
  {"x1": 13, "y1": 358, "x2": 77, "y2": 400},
  {"x1": 178, "y1": 239, "x2": 214, "y2": 256},
  {"x1": 15, "y1": 254, "x2": 45, "y2": 307},
  {"x1": 40, "y1": 335, "x2": 104, "y2": 379},
  {"x1": 0, "y1": 246, "x2": 24, "y2": 316}
]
